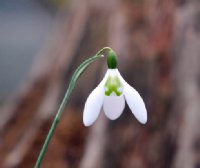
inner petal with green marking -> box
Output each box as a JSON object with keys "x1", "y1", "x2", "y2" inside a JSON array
[{"x1": 104, "y1": 75, "x2": 123, "y2": 96}]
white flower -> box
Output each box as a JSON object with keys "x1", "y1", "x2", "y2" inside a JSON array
[{"x1": 83, "y1": 68, "x2": 147, "y2": 126}]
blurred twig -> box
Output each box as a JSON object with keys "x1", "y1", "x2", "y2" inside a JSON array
[{"x1": 172, "y1": 1, "x2": 200, "y2": 168}]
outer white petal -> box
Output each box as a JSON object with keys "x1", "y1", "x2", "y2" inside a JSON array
[
  {"x1": 83, "y1": 85, "x2": 104, "y2": 126},
  {"x1": 106, "y1": 69, "x2": 118, "y2": 76},
  {"x1": 83, "y1": 70, "x2": 109, "y2": 126},
  {"x1": 103, "y1": 95, "x2": 125, "y2": 120},
  {"x1": 116, "y1": 70, "x2": 147, "y2": 124}
]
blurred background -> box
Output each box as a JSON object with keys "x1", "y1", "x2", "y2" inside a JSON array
[{"x1": 0, "y1": 0, "x2": 200, "y2": 168}]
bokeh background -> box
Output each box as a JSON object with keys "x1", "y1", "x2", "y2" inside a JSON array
[{"x1": 0, "y1": 0, "x2": 200, "y2": 168}]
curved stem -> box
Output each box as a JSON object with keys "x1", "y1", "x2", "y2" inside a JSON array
[
  {"x1": 96, "y1": 46, "x2": 112, "y2": 56},
  {"x1": 34, "y1": 52, "x2": 104, "y2": 168}
]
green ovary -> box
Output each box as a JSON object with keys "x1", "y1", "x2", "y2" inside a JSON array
[{"x1": 104, "y1": 75, "x2": 123, "y2": 96}]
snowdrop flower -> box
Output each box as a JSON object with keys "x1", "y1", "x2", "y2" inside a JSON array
[{"x1": 83, "y1": 49, "x2": 147, "y2": 126}]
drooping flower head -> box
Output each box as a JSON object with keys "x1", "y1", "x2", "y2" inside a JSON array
[{"x1": 83, "y1": 49, "x2": 147, "y2": 126}]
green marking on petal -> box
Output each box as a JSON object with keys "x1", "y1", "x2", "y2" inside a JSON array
[{"x1": 104, "y1": 75, "x2": 123, "y2": 96}]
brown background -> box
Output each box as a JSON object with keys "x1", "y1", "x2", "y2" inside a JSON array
[{"x1": 0, "y1": 0, "x2": 200, "y2": 168}]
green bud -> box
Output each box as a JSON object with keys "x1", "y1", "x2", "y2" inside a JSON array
[{"x1": 107, "y1": 50, "x2": 118, "y2": 69}]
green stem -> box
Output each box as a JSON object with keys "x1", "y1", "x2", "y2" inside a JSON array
[
  {"x1": 34, "y1": 51, "x2": 105, "y2": 168},
  {"x1": 96, "y1": 46, "x2": 112, "y2": 56},
  {"x1": 96, "y1": 47, "x2": 118, "y2": 69}
]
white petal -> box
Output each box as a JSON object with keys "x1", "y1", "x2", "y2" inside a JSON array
[
  {"x1": 106, "y1": 69, "x2": 118, "y2": 76},
  {"x1": 83, "y1": 85, "x2": 104, "y2": 126},
  {"x1": 124, "y1": 83, "x2": 147, "y2": 124},
  {"x1": 103, "y1": 95, "x2": 125, "y2": 120},
  {"x1": 83, "y1": 70, "x2": 109, "y2": 126},
  {"x1": 116, "y1": 70, "x2": 147, "y2": 124}
]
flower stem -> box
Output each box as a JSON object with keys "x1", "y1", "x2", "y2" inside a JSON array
[
  {"x1": 95, "y1": 47, "x2": 118, "y2": 69},
  {"x1": 96, "y1": 46, "x2": 112, "y2": 56},
  {"x1": 34, "y1": 53, "x2": 104, "y2": 168}
]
